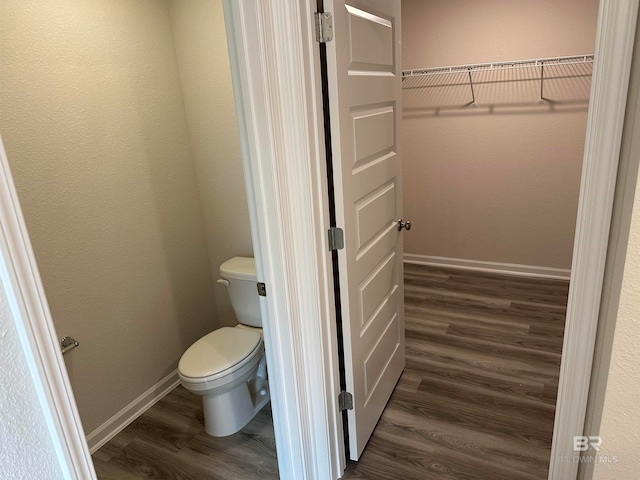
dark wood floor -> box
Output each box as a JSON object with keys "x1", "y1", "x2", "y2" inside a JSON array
[
  {"x1": 92, "y1": 386, "x2": 279, "y2": 479},
  {"x1": 93, "y1": 264, "x2": 567, "y2": 480}
]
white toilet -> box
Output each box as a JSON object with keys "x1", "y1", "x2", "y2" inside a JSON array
[{"x1": 178, "y1": 257, "x2": 269, "y2": 437}]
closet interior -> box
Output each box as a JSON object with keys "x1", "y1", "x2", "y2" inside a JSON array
[
  {"x1": 401, "y1": 0, "x2": 599, "y2": 273},
  {"x1": 352, "y1": 0, "x2": 600, "y2": 478}
]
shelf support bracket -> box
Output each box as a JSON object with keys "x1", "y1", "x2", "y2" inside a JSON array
[
  {"x1": 540, "y1": 62, "x2": 546, "y2": 103},
  {"x1": 467, "y1": 69, "x2": 477, "y2": 107}
]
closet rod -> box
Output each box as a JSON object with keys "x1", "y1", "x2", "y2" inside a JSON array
[{"x1": 402, "y1": 54, "x2": 594, "y2": 78}]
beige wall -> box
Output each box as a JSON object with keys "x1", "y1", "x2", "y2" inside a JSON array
[
  {"x1": 402, "y1": 0, "x2": 599, "y2": 269},
  {"x1": 170, "y1": 0, "x2": 253, "y2": 327},
  {"x1": 0, "y1": 0, "x2": 218, "y2": 433}
]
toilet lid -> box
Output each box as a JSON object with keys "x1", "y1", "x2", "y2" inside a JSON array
[{"x1": 179, "y1": 327, "x2": 262, "y2": 379}]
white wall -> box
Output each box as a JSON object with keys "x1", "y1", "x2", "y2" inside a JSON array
[
  {"x1": 0, "y1": 0, "x2": 218, "y2": 434},
  {"x1": 0, "y1": 277, "x2": 62, "y2": 479},
  {"x1": 170, "y1": 0, "x2": 253, "y2": 326},
  {"x1": 402, "y1": 0, "x2": 599, "y2": 269}
]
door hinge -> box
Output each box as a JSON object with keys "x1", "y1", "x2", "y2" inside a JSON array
[
  {"x1": 314, "y1": 12, "x2": 334, "y2": 43},
  {"x1": 328, "y1": 227, "x2": 344, "y2": 251},
  {"x1": 257, "y1": 282, "x2": 267, "y2": 297},
  {"x1": 338, "y1": 391, "x2": 353, "y2": 411}
]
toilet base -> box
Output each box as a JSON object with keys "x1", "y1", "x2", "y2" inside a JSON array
[{"x1": 201, "y1": 356, "x2": 269, "y2": 437}]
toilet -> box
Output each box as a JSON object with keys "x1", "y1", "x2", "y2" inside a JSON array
[{"x1": 178, "y1": 257, "x2": 269, "y2": 437}]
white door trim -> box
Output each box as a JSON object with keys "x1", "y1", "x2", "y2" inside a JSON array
[
  {"x1": 223, "y1": 1, "x2": 343, "y2": 478},
  {"x1": 0, "y1": 1, "x2": 637, "y2": 479},
  {"x1": 550, "y1": 1, "x2": 639, "y2": 478},
  {"x1": 0, "y1": 135, "x2": 96, "y2": 479}
]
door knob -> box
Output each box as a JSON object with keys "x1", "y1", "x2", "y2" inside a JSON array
[{"x1": 397, "y1": 219, "x2": 411, "y2": 231}]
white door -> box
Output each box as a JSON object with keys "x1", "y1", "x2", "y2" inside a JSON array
[{"x1": 324, "y1": 0, "x2": 405, "y2": 461}]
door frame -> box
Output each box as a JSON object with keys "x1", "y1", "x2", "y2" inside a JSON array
[
  {"x1": 0, "y1": 133, "x2": 96, "y2": 479},
  {"x1": 0, "y1": 1, "x2": 637, "y2": 479},
  {"x1": 221, "y1": 1, "x2": 344, "y2": 477},
  {"x1": 549, "y1": 1, "x2": 638, "y2": 477}
]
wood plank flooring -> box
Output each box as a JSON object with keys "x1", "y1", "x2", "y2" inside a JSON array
[
  {"x1": 341, "y1": 264, "x2": 567, "y2": 480},
  {"x1": 92, "y1": 264, "x2": 567, "y2": 480},
  {"x1": 92, "y1": 386, "x2": 279, "y2": 479}
]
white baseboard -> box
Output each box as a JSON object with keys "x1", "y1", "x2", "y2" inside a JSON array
[
  {"x1": 404, "y1": 253, "x2": 571, "y2": 280},
  {"x1": 86, "y1": 369, "x2": 180, "y2": 453}
]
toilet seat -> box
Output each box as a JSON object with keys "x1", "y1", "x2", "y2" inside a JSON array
[{"x1": 178, "y1": 327, "x2": 262, "y2": 384}]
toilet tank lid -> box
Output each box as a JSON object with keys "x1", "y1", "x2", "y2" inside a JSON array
[{"x1": 220, "y1": 257, "x2": 256, "y2": 281}]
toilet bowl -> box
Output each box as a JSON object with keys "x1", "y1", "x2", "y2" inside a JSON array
[{"x1": 177, "y1": 258, "x2": 269, "y2": 437}]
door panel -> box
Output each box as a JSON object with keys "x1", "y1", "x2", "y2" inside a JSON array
[
  {"x1": 355, "y1": 181, "x2": 396, "y2": 253},
  {"x1": 346, "y1": 5, "x2": 395, "y2": 73},
  {"x1": 352, "y1": 105, "x2": 395, "y2": 171},
  {"x1": 325, "y1": 0, "x2": 404, "y2": 460}
]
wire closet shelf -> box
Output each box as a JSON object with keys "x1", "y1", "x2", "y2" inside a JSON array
[
  {"x1": 402, "y1": 54, "x2": 594, "y2": 79},
  {"x1": 402, "y1": 54, "x2": 594, "y2": 106}
]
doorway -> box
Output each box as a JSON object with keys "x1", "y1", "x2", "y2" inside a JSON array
[
  {"x1": 0, "y1": 0, "x2": 277, "y2": 477},
  {"x1": 320, "y1": 1, "x2": 597, "y2": 476},
  {"x1": 337, "y1": 1, "x2": 597, "y2": 477}
]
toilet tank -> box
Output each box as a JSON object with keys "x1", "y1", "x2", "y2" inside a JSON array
[{"x1": 219, "y1": 257, "x2": 262, "y2": 327}]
